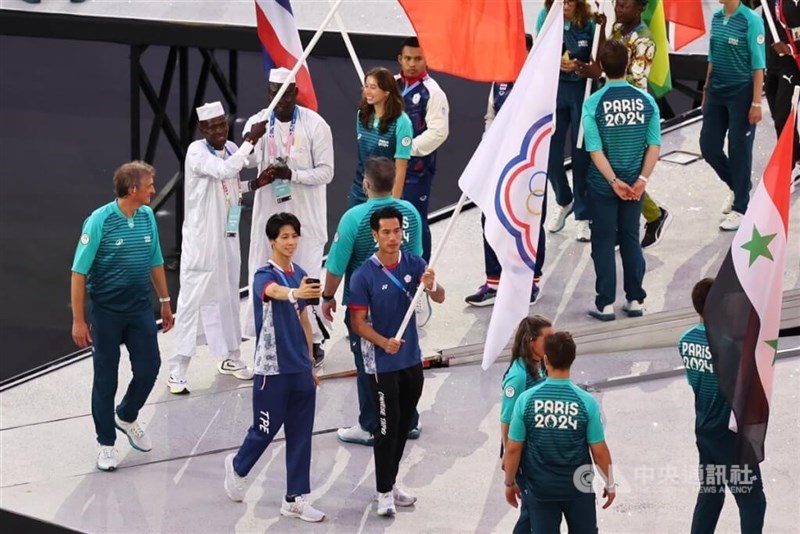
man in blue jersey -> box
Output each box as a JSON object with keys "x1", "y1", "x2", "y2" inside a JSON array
[
  {"x1": 71, "y1": 161, "x2": 174, "y2": 472},
  {"x1": 396, "y1": 37, "x2": 450, "y2": 266},
  {"x1": 679, "y1": 278, "x2": 766, "y2": 533},
  {"x1": 581, "y1": 40, "x2": 661, "y2": 321},
  {"x1": 503, "y1": 331, "x2": 615, "y2": 532},
  {"x1": 349, "y1": 205, "x2": 446, "y2": 516},
  {"x1": 321, "y1": 157, "x2": 423, "y2": 446},
  {"x1": 224, "y1": 212, "x2": 325, "y2": 522},
  {"x1": 700, "y1": 0, "x2": 766, "y2": 231}
]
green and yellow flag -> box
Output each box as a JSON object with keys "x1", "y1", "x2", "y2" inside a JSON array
[{"x1": 642, "y1": 0, "x2": 672, "y2": 98}]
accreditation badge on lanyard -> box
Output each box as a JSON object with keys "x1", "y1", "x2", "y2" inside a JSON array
[
  {"x1": 268, "y1": 108, "x2": 298, "y2": 204},
  {"x1": 208, "y1": 142, "x2": 242, "y2": 238}
]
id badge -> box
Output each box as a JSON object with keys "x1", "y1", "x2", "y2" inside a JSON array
[
  {"x1": 273, "y1": 179, "x2": 292, "y2": 203},
  {"x1": 226, "y1": 205, "x2": 242, "y2": 237}
]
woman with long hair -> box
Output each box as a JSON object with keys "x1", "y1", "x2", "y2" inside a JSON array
[
  {"x1": 540, "y1": 0, "x2": 597, "y2": 243},
  {"x1": 500, "y1": 314, "x2": 555, "y2": 534},
  {"x1": 349, "y1": 67, "x2": 414, "y2": 208}
]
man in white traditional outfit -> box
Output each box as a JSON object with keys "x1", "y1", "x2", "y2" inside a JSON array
[
  {"x1": 167, "y1": 102, "x2": 271, "y2": 395},
  {"x1": 243, "y1": 67, "x2": 335, "y2": 366}
]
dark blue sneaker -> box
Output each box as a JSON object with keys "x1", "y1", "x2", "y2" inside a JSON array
[{"x1": 465, "y1": 284, "x2": 497, "y2": 307}]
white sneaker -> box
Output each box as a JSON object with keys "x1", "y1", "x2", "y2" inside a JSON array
[
  {"x1": 218, "y1": 359, "x2": 254, "y2": 380},
  {"x1": 280, "y1": 495, "x2": 325, "y2": 522},
  {"x1": 546, "y1": 200, "x2": 574, "y2": 233},
  {"x1": 415, "y1": 293, "x2": 432, "y2": 328},
  {"x1": 721, "y1": 190, "x2": 734, "y2": 215},
  {"x1": 167, "y1": 375, "x2": 189, "y2": 395},
  {"x1": 377, "y1": 491, "x2": 396, "y2": 516},
  {"x1": 96, "y1": 444, "x2": 119, "y2": 471},
  {"x1": 224, "y1": 453, "x2": 248, "y2": 502},
  {"x1": 393, "y1": 485, "x2": 417, "y2": 507},
  {"x1": 575, "y1": 220, "x2": 591, "y2": 242},
  {"x1": 622, "y1": 300, "x2": 644, "y2": 317},
  {"x1": 337, "y1": 424, "x2": 373, "y2": 445},
  {"x1": 719, "y1": 211, "x2": 743, "y2": 231},
  {"x1": 114, "y1": 415, "x2": 152, "y2": 452}
]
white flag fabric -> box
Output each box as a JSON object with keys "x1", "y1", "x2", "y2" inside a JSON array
[{"x1": 458, "y1": 4, "x2": 564, "y2": 370}]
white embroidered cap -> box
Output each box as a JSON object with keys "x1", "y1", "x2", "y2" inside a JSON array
[
  {"x1": 269, "y1": 67, "x2": 296, "y2": 84},
  {"x1": 196, "y1": 101, "x2": 225, "y2": 121}
]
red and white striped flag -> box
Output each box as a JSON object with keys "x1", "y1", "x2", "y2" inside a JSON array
[{"x1": 704, "y1": 91, "x2": 795, "y2": 465}]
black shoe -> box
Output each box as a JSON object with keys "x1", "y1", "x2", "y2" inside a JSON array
[
  {"x1": 313, "y1": 343, "x2": 325, "y2": 368},
  {"x1": 641, "y1": 207, "x2": 672, "y2": 249},
  {"x1": 465, "y1": 284, "x2": 497, "y2": 307}
]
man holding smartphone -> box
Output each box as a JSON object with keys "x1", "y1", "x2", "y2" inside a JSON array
[{"x1": 224, "y1": 212, "x2": 325, "y2": 521}]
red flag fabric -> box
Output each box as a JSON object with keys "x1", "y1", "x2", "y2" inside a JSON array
[
  {"x1": 398, "y1": 0, "x2": 526, "y2": 82},
  {"x1": 664, "y1": 0, "x2": 705, "y2": 51}
]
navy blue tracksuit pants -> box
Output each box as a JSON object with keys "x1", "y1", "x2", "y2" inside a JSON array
[
  {"x1": 90, "y1": 305, "x2": 160, "y2": 446},
  {"x1": 403, "y1": 172, "x2": 433, "y2": 263},
  {"x1": 526, "y1": 492, "x2": 598, "y2": 534},
  {"x1": 700, "y1": 84, "x2": 756, "y2": 216},
  {"x1": 233, "y1": 372, "x2": 316, "y2": 496},
  {"x1": 589, "y1": 191, "x2": 646, "y2": 309},
  {"x1": 691, "y1": 431, "x2": 766, "y2": 534}
]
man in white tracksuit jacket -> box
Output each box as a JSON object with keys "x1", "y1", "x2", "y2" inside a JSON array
[
  {"x1": 242, "y1": 68, "x2": 334, "y2": 365},
  {"x1": 167, "y1": 101, "x2": 270, "y2": 394}
]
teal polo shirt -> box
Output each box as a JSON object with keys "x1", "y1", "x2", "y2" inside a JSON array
[
  {"x1": 509, "y1": 378, "x2": 605, "y2": 500},
  {"x1": 582, "y1": 80, "x2": 661, "y2": 197},
  {"x1": 708, "y1": 4, "x2": 766, "y2": 97},
  {"x1": 72, "y1": 200, "x2": 164, "y2": 314}
]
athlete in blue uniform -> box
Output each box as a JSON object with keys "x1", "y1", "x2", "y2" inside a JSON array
[
  {"x1": 350, "y1": 67, "x2": 413, "y2": 208},
  {"x1": 700, "y1": 0, "x2": 766, "y2": 231},
  {"x1": 504, "y1": 331, "x2": 615, "y2": 533},
  {"x1": 396, "y1": 37, "x2": 450, "y2": 263},
  {"x1": 349, "y1": 205, "x2": 446, "y2": 517},
  {"x1": 323, "y1": 157, "x2": 423, "y2": 446},
  {"x1": 500, "y1": 315, "x2": 554, "y2": 534},
  {"x1": 71, "y1": 161, "x2": 174, "y2": 472},
  {"x1": 680, "y1": 278, "x2": 766, "y2": 533},
  {"x1": 224, "y1": 213, "x2": 325, "y2": 522},
  {"x1": 582, "y1": 40, "x2": 661, "y2": 321}
]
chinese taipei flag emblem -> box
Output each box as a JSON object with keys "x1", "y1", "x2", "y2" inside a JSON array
[{"x1": 704, "y1": 94, "x2": 795, "y2": 465}]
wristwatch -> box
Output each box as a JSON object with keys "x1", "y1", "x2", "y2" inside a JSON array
[{"x1": 322, "y1": 294, "x2": 335, "y2": 302}]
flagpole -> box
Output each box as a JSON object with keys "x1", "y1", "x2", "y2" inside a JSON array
[
  {"x1": 759, "y1": 0, "x2": 781, "y2": 45},
  {"x1": 576, "y1": 0, "x2": 605, "y2": 149},
  {"x1": 393, "y1": 192, "x2": 469, "y2": 339},
  {"x1": 331, "y1": 0, "x2": 366, "y2": 85},
  {"x1": 261, "y1": 0, "x2": 344, "y2": 118},
  {"x1": 391, "y1": 1, "x2": 563, "y2": 339}
]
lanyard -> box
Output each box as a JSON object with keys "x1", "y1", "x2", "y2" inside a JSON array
[
  {"x1": 269, "y1": 261, "x2": 300, "y2": 313},
  {"x1": 267, "y1": 107, "x2": 298, "y2": 164},
  {"x1": 205, "y1": 142, "x2": 239, "y2": 207},
  {"x1": 370, "y1": 253, "x2": 412, "y2": 301}
]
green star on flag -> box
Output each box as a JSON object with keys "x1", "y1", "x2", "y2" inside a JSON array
[{"x1": 740, "y1": 226, "x2": 776, "y2": 267}]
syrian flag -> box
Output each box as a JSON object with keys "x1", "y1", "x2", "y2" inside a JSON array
[
  {"x1": 458, "y1": 2, "x2": 562, "y2": 369},
  {"x1": 704, "y1": 89, "x2": 796, "y2": 465}
]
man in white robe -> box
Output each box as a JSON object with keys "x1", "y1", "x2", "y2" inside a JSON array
[
  {"x1": 243, "y1": 68, "x2": 334, "y2": 366},
  {"x1": 167, "y1": 102, "x2": 269, "y2": 394}
]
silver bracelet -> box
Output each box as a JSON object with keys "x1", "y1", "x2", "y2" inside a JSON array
[
  {"x1": 638, "y1": 175, "x2": 649, "y2": 183},
  {"x1": 158, "y1": 296, "x2": 170, "y2": 303}
]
